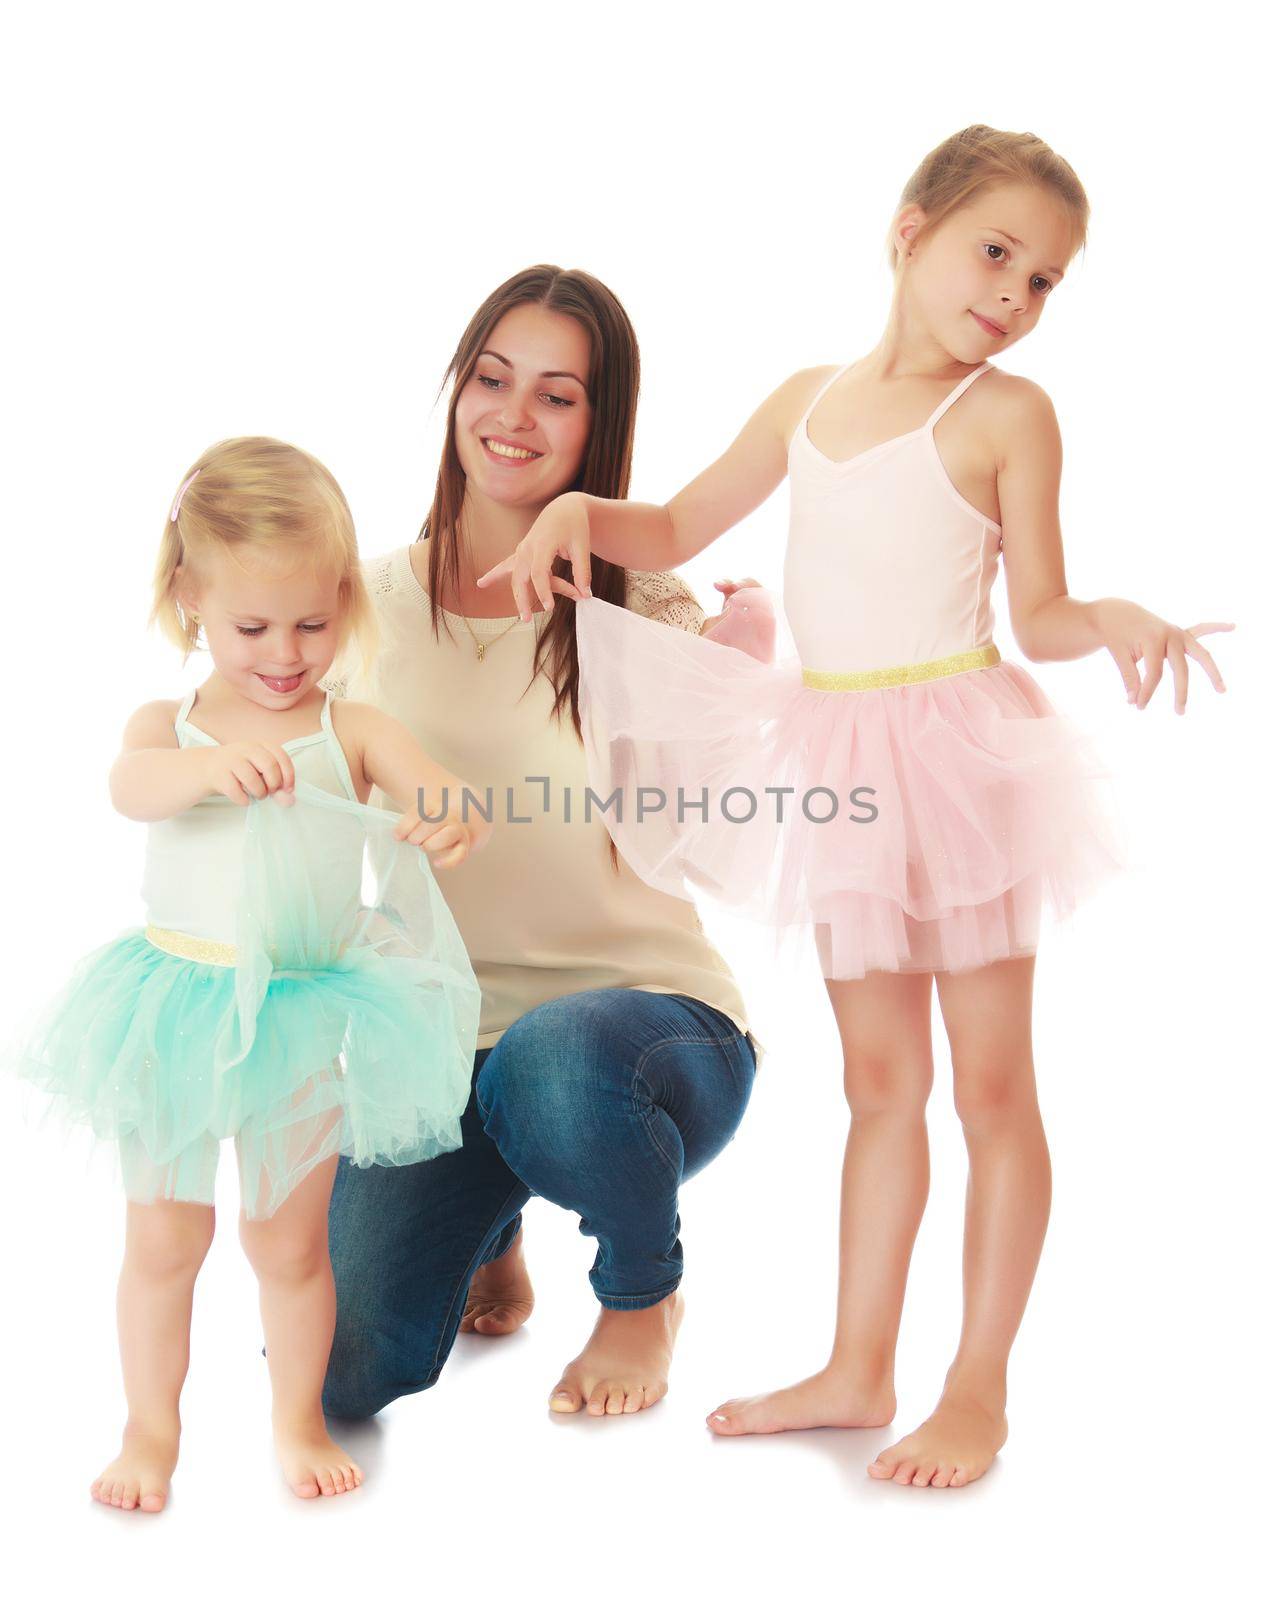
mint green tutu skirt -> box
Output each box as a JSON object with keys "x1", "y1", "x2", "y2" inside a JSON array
[{"x1": 6, "y1": 781, "x2": 481, "y2": 1218}]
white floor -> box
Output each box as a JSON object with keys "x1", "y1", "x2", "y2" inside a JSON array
[{"x1": 5, "y1": 875, "x2": 1278, "y2": 1596}]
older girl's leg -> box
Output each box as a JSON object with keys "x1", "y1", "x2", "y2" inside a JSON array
[
  {"x1": 91, "y1": 1153, "x2": 216, "y2": 1512},
  {"x1": 708, "y1": 969, "x2": 934, "y2": 1435},
  {"x1": 870, "y1": 954, "x2": 1041, "y2": 1488},
  {"x1": 238, "y1": 1106, "x2": 362, "y2": 1500}
]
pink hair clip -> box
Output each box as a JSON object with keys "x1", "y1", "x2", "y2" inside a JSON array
[{"x1": 170, "y1": 469, "x2": 201, "y2": 523}]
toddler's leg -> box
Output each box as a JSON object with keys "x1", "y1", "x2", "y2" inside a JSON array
[
  {"x1": 709, "y1": 970, "x2": 934, "y2": 1436},
  {"x1": 238, "y1": 1139, "x2": 362, "y2": 1500},
  {"x1": 91, "y1": 1192, "x2": 215, "y2": 1512},
  {"x1": 870, "y1": 954, "x2": 1041, "y2": 1488}
]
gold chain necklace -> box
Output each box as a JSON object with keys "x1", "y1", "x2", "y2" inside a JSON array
[{"x1": 458, "y1": 611, "x2": 525, "y2": 662}]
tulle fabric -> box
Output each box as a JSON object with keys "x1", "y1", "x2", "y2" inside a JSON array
[
  {"x1": 575, "y1": 596, "x2": 1127, "y2": 980},
  {"x1": 5, "y1": 780, "x2": 481, "y2": 1218}
]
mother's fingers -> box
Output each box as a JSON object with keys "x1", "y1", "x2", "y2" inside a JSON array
[{"x1": 1185, "y1": 621, "x2": 1236, "y2": 636}]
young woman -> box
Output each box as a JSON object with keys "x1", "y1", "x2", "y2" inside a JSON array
[{"x1": 321, "y1": 265, "x2": 770, "y2": 1420}]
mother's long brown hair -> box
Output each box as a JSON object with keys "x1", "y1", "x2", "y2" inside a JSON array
[{"x1": 418, "y1": 264, "x2": 638, "y2": 742}]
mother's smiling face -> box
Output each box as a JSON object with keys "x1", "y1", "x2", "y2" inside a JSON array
[{"x1": 454, "y1": 302, "x2": 594, "y2": 513}]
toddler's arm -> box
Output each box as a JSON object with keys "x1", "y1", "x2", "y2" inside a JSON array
[
  {"x1": 109, "y1": 700, "x2": 291, "y2": 822},
  {"x1": 344, "y1": 702, "x2": 491, "y2": 865}
]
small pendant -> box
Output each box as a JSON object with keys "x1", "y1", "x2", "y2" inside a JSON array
[{"x1": 476, "y1": 642, "x2": 486, "y2": 661}]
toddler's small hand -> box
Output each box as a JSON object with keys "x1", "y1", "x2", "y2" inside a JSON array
[
  {"x1": 205, "y1": 742, "x2": 296, "y2": 806},
  {"x1": 393, "y1": 808, "x2": 489, "y2": 870}
]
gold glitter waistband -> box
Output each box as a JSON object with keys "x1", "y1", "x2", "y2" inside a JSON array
[
  {"x1": 145, "y1": 924, "x2": 238, "y2": 967},
  {"x1": 801, "y1": 643, "x2": 1001, "y2": 691}
]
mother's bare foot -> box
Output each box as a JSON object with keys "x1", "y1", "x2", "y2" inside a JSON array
[
  {"x1": 706, "y1": 1365, "x2": 896, "y2": 1436},
  {"x1": 868, "y1": 1387, "x2": 1007, "y2": 1487},
  {"x1": 460, "y1": 1226, "x2": 535, "y2": 1336},
  {"x1": 274, "y1": 1416, "x2": 364, "y2": 1499},
  {"x1": 549, "y1": 1291, "x2": 684, "y2": 1416},
  {"x1": 91, "y1": 1420, "x2": 180, "y2": 1512}
]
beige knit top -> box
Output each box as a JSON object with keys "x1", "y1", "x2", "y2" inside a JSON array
[{"x1": 324, "y1": 544, "x2": 762, "y2": 1062}]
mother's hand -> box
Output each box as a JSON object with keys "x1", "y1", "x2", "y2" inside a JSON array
[{"x1": 476, "y1": 493, "x2": 596, "y2": 621}]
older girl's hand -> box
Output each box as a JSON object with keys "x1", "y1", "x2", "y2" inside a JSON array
[
  {"x1": 475, "y1": 493, "x2": 595, "y2": 621},
  {"x1": 1093, "y1": 599, "x2": 1233, "y2": 713}
]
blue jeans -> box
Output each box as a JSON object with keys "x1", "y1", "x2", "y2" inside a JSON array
[{"x1": 321, "y1": 987, "x2": 756, "y2": 1420}]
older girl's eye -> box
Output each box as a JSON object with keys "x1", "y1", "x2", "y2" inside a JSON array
[
  {"x1": 1032, "y1": 276, "x2": 1053, "y2": 296},
  {"x1": 236, "y1": 626, "x2": 265, "y2": 637}
]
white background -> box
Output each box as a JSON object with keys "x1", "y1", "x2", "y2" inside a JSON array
[{"x1": 1, "y1": 3, "x2": 1279, "y2": 1595}]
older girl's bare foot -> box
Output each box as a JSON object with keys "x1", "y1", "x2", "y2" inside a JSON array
[
  {"x1": 706, "y1": 1365, "x2": 896, "y2": 1436},
  {"x1": 90, "y1": 1420, "x2": 180, "y2": 1512},
  {"x1": 274, "y1": 1418, "x2": 364, "y2": 1499},
  {"x1": 549, "y1": 1290, "x2": 684, "y2": 1416},
  {"x1": 460, "y1": 1227, "x2": 534, "y2": 1336},
  {"x1": 868, "y1": 1389, "x2": 1008, "y2": 1487}
]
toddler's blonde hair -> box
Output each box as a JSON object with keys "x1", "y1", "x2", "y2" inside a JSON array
[
  {"x1": 888, "y1": 124, "x2": 1090, "y2": 270},
  {"x1": 149, "y1": 436, "x2": 379, "y2": 680}
]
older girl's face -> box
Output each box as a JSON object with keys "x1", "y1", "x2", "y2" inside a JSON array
[
  {"x1": 454, "y1": 303, "x2": 594, "y2": 511},
  {"x1": 898, "y1": 181, "x2": 1078, "y2": 362}
]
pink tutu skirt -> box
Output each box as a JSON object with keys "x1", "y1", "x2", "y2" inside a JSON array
[{"x1": 575, "y1": 596, "x2": 1126, "y2": 979}]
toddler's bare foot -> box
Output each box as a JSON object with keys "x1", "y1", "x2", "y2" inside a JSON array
[
  {"x1": 549, "y1": 1290, "x2": 684, "y2": 1416},
  {"x1": 90, "y1": 1420, "x2": 180, "y2": 1512},
  {"x1": 868, "y1": 1387, "x2": 1007, "y2": 1488},
  {"x1": 706, "y1": 1365, "x2": 896, "y2": 1436},
  {"x1": 274, "y1": 1417, "x2": 364, "y2": 1499},
  {"x1": 460, "y1": 1227, "x2": 534, "y2": 1336}
]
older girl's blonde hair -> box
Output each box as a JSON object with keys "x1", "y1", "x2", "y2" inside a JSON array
[
  {"x1": 887, "y1": 124, "x2": 1090, "y2": 270},
  {"x1": 149, "y1": 436, "x2": 380, "y2": 679}
]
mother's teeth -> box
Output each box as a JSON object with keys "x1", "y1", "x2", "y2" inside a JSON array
[{"x1": 486, "y1": 440, "x2": 539, "y2": 459}]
